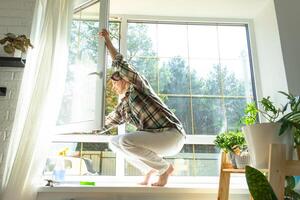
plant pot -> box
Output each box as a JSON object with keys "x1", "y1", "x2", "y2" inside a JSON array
[
  {"x1": 228, "y1": 152, "x2": 237, "y2": 168},
  {"x1": 242, "y1": 122, "x2": 293, "y2": 169},
  {"x1": 235, "y1": 152, "x2": 251, "y2": 169}
]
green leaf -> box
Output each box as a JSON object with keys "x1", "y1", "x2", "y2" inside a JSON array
[
  {"x1": 245, "y1": 166, "x2": 278, "y2": 200},
  {"x1": 285, "y1": 176, "x2": 295, "y2": 189},
  {"x1": 279, "y1": 120, "x2": 290, "y2": 136}
]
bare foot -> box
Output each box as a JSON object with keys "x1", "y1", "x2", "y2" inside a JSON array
[
  {"x1": 138, "y1": 169, "x2": 156, "y2": 185},
  {"x1": 151, "y1": 164, "x2": 174, "y2": 187}
]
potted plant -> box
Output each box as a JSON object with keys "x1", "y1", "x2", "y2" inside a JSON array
[
  {"x1": 214, "y1": 130, "x2": 249, "y2": 168},
  {"x1": 0, "y1": 33, "x2": 33, "y2": 57},
  {"x1": 278, "y1": 92, "x2": 300, "y2": 159},
  {"x1": 241, "y1": 93, "x2": 294, "y2": 169}
]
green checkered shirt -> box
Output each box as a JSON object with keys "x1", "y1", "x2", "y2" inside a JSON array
[{"x1": 104, "y1": 54, "x2": 186, "y2": 135}]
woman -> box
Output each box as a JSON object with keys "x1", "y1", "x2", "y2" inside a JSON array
[{"x1": 99, "y1": 29, "x2": 186, "y2": 187}]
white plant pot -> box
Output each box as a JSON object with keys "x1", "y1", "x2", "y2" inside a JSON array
[{"x1": 242, "y1": 122, "x2": 293, "y2": 169}]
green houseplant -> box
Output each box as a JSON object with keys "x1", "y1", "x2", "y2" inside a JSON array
[
  {"x1": 245, "y1": 166, "x2": 300, "y2": 200},
  {"x1": 241, "y1": 93, "x2": 294, "y2": 169},
  {"x1": 278, "y1": 92, "x2": 300, "y2": 159},
  {"x1": 214, "y1": 131, "x2": 249, "y2": 168},
  {"x1": 0, "y1": 33, "x2": 33, "y2": 56}
]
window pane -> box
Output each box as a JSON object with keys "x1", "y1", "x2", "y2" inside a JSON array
[
  {"x1": 124, "y1": 144, "x2": 219, "y2": 176},
  {"x1": 127, "y1": 23, "x2": 157, "y2": 58},
  {"x1": 188, "y1": 25, "x2": 218, "y2": 59},
  {"x1": 225, "y1": 98, "x2": 249, "y2": 131},
  {"x1": 159, "y1": 58, "x2": 190, "y2": 95},
  {"x1": 166, "y1": 144, "x2": 220, "y2": 176},
  {"x1": 44, "y1": 142, "x2": 116, "y2": 178},
  {"x1": 56, "y1": 20, "x2": 99, "y2": 126},
  {"x1": 129, "y1": 57, "x2": 159, "y2": 92},
  {"x1": 157, "y1": 24, "x2": 188, "y2": 58},
  {"x1": 190, "y1": 59, "x2": 221, "y2": 95},
  {"x1": 192, "y1": 98, "x2": 225, "y2": 135},
  {"x1": 218, "y1": 25, "x2": 249, "y2": 59},
  {"x1": 165, "y1": 96, "x2": 192, "y2": 135},
  {"x1": 220, "y1": 59, "x2": 253, "y2": 97}
]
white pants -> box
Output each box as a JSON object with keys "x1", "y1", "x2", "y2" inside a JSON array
[{"x1": 109, "y1": 128, "x2": 185, "y2": 175}]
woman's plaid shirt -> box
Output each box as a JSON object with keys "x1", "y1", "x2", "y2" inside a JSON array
[{"x1": 104, "y1": 54, "x2": 186, "y2": 135}]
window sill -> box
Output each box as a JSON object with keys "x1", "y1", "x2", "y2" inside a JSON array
[{"x1": 38, "y1": 183, "x2": 249, "y2": 194}]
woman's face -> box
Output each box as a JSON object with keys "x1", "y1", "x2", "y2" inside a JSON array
[{"x1": 112, "y1": 79, "x2": 129, "y2": 95}]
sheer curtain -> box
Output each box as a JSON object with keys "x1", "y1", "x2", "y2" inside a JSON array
[{"x1": 1, "y1": 0, "x2": 74, "y2": 199}]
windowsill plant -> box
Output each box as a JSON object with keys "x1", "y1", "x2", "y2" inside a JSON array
[
  {"x1": 214, "y1": 130, "x2": 249, "y2": 168},
  {"x1": 241, "y1": 91, "x2": 300, "y2": 168}
]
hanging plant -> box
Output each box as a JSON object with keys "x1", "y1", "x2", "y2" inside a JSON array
[{"x1": 0, "y1": 33, "x2": 33, "y2": 55}]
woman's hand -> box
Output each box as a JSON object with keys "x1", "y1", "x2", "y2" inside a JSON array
[
  {"x1": 99, "y1": 28, "x2": 117, "y2": 60},
  {"x1": 99, "y1": 28, "x2": 110, "y2": 41}
]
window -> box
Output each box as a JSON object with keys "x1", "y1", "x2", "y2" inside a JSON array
[
  {"x1": 45, "y1": 15, "x2": 256, "y2": 181},
  {"x1": 124, "y1": 22, "x2": 255, "y2": 177}
]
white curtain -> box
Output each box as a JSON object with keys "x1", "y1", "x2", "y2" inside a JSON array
[{"x1": 1, "y1": 0, "x2": 74, "y2": 199}]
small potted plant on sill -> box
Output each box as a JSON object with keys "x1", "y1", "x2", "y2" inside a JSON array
[
  {"x1": 0, "y1": 33, "x2": 33, "y2": 58},
  {"x1": 241, "y1": 92, "x2": 296, "y2": 169},
  {"x1": 214, "y1": 130, "x2": 249, "y2": 169}
]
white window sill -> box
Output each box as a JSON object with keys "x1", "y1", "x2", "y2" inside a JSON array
[
  {"x1": 38, "y1": 184, "x2": 249, "y2": 195},
  {"x1": 38, "y1": 176, "x2": 249, "y2": 194}
]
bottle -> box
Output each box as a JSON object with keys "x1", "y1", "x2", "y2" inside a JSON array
[{"x1": 53, "y1": 156, "x2": 66, "y2": 182}]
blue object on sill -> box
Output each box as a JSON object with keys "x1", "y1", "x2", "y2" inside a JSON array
[{"x1": 53, "y1": 169, "x2": 66, "y2": 182}]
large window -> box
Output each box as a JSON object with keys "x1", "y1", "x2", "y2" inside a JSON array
[
  {"x1": 45, "y1": 16, "x2": 256, "y2": 181},
  {"x1": 125, "y1": 22, "x2": 255, "y2": 176}
]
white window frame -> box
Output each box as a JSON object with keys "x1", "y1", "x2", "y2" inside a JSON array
[
  {"x1": 55, "y1": 0, "x2": 109, "y2": 134},
  {"x1": 52, "y1": 14, "x2": 258, "y2": 185}
]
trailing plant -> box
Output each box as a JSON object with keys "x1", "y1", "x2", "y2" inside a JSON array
[
  {"x1": 214, "y1": 131, "x2": 246, "y2": 153},
  {"x1": 0, "y1": 33, "x2": 33, "y2": 55}
]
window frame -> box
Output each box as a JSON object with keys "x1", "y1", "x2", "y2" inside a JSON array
[
  {"x1": 55, "y1": 0, "x2": 109, "y2": 134},
  {"x1": 52, "y1": 15, "x2": 258, "y2": 183}
]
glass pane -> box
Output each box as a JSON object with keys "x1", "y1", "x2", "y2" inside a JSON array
[
  {"x1": 57, "y1": 19, "x2": 99, "y2": 126},
  {"x1": 225, "y1": 98, "x2": 251, "y2": 131},
  {"x1": 159, "y1": 58, "x2": 190, "y2": 94},
  {"x1": 166, "y1": 144, "x2": 220, "y2": 176},
  {"x1": 220, "y1": 60, "x2": 253, "y2": 97},
  {"x1": 129, "y1": 57, "x2": 159, "y2": 92},
  {"x1": 127, "y1": 23, "x2": 157, "y2": 57},
  {"x1": 165, "y1": 96, "x2": 192, "y2": 135},
  {"x1": 190, "y1": 59, "x2": 221, "y2": 95},
  {"x1": 157, "y1": 24, "x2": 188, "y2": 58},
  {"x1": 218, "y1": 25, "x2": 248, "y2": 59},
  {"x1": 124, "y1": 144, "x2": 219, "y2": 176},
  {"x1": 44, "y1": 142, "x2": 116, "y2": 178},
  {"x1": 192, "y1": 98, "x2": 225, "y2": 135},
  {"x1": 125, "y1": 161, "x2": 142, "y2": 176},
  {"x1": 188, "y1": 25, "x2": 218, "y2": 59}
]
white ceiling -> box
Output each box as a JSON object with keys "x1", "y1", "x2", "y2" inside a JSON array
[
  {"x1": 75, "y1": 0, "x2": 270, "y2": 19},
  {"x1": 110, "y1": 0, "x2": 269, "y2": 18}
]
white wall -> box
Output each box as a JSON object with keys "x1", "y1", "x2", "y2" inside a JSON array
[
  {"x1": 274, "y1": 0, "x2": 300, "y2": 95},
  {"x1": 0, "y1": 0, "x2": 36, "y2": 56},
  {"x1": 252, "y1": 0, "x2": 288, "y2": 109},
  {"x1": 0, "y1": 0, "x2": 36, "y2": 189}
]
